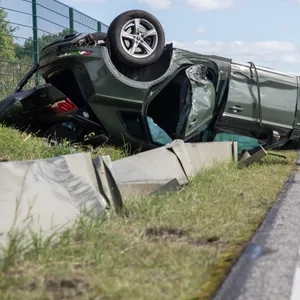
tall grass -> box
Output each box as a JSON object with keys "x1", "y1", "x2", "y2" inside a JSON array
[{"x1": 0, "y1": 57, "x2": 37, "y2": 99}]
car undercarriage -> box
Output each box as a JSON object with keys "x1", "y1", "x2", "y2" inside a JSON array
[{"x1": 1, "y1": 9, "x2": 300, "y2": 156}]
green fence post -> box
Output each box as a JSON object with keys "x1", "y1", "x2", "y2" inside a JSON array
[
  {"x1": 69, "y1": 7, "x2": 74, "y2": 33},
  {"x1": 97, "y1": 21, "x2": 102, "y2": 32},
  {"x1": 32, "y1": 0, "x2": 39, "y2": 85}
]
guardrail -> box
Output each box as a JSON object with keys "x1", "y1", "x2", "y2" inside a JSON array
[{"x1": 0, "y1": 0, "x2": 108, "y2": 98}]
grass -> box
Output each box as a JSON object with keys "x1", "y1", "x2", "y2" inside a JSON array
[
  {"x1": 0, "y1": 124, "x2": 128, "y2": 161},
  {"x1": 0, "y1": 26, "x2": 296, "y2": 300},
  {"x1": 0, "y1": 123, "x2": 296, "y2": 300},
  {"x1": 0, "y1": 59, "x2": 36, "y2": 99}
]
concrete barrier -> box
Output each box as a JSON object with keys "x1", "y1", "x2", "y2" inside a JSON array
[
  {"x1": 0, "y1": 152, "x2": 121, "y2": 249},
  {"x1": 112, "y1": 140, "x2": 237, "y2": 198},
  {"x1": 167, "y1": 140, "x2": 237, "y2": 179},
  {"x1": 93, "y1": 155, "x2": 123, "y2": 214},
  {"x1": 112, "y1": 145, "x2": 189, "y2": 198},
  {"x1": 0, "y1": 140, "x2": 238, "y2": 251}
]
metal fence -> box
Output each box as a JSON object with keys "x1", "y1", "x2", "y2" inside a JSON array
[{"x1": 0, "y1": 0, "x2": 108, "y2": 98}]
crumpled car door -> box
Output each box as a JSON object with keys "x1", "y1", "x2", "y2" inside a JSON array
[{"x1": 176, "y1": 64, "x2": 216, "y2": 140}]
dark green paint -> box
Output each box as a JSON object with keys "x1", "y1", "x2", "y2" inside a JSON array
[
  {"x1": 69, "y1": 7, "x2": 74, "y2": 34},
  {"x1": 35, "y1": 34, "x2": 300, "y2": 150},
  {"x1": 97, "y1": 21, "x2": 102, "y2": 32},
  {"x1": 32, "y1": 0, "x2": 39, "y2": 85}
]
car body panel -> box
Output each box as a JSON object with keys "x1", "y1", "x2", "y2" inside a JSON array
[
  {"x1": 183, "y1": 64, "x2": 216, "y2": 139},
  {"x1": 217, "y1": 61, "x2": 298, "y2": 140},
  {"x1": 0, "y1": 83, "x2": 68, "y2": 118},
  {"x1": 1, "y1": 32, "x2": 300, "y2": 151},
  {"x1": 38, "y1": 39, "x2": 232, "y2": 148}
]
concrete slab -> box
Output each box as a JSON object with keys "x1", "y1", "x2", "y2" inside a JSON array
[
  {"x1": 150, "y1": 178, "x2": 181, "y2": 196},
  {"x1": 93, "y1": 155, "x2": 123, "y2": 213},
  {"x1": 0, "y1": 152, "x2": 109, "y2": 251},
  {"x1": 167, "y1": 140, "x2": 236, "y2": 179},
  {"x1": 239, "y1": 146, "x2": 268, "y2": 167},
  {"x1": 112, "y1": 146, "x2": 188, "y2": 198}
]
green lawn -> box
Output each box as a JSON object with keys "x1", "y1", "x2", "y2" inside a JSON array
[
  {"x1": 0, "y1": 124, "x2": 127, "y2": 161},
  {"x1": 0, "y1": 124, "x2": 297, "y2": 300}
]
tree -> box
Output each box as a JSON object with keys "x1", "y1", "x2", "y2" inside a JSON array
[
  {"x1": 16, "y1": 28, "x2": 72, "y2": 60},
  {"x1": 0, "y1": 7, "x2": 16, "y2": 60}
]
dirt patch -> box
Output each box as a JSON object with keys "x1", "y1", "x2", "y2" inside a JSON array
[
  {"x1": 145, "y1": 228, "x2": 224, "y2": 248},
  {"x1": 189, "y1": 236, "x2": 224, "y2": 247},
  {"x1": 42, "y1": 277, "x2": 90, "y2": 298},
  {"x1": 145, "y1": 227, "x2": 187, "y2": 240}
]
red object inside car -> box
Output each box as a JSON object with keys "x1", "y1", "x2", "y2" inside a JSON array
[{"x1": 47, "y1": 98, "x2": 78, "y2": 113}]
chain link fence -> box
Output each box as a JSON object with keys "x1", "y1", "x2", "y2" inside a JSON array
[{"x1": 0, "y1": 0, "x2": 108, "y2": 98}]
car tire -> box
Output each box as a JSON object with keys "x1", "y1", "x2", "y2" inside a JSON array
[{"x1": 107, "y1": 10, "x2": 165, "y2": 67}]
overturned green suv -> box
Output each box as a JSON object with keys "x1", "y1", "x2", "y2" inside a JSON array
[{"x1": 2, "y1": 9, "x2": 300, "y2": 152}]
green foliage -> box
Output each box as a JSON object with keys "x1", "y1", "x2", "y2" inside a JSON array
[
  {"x1": 0, "y1": 5, "x2": 73, "y2": 98},
  {"x1": 16, "y1": 28, "x2": 72, "y2": 60},
  {"x1": 0, "y1": 8, "x2": 17, "y2": 60},
  {"x1": 0, "y1": 4, "x2": 71, "y2": 61}
]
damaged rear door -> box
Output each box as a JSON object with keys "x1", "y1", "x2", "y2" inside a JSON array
[
  {"x1": 217, "y1": 61, "x2": 298, "y2": 139},
  {"x1": 176, "y1": 64, "x2": 216, "y2": 141}
]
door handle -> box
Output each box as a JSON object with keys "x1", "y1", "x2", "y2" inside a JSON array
[{"x1": 229, "y1": 105, "x2": 243, "y2": 113}]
